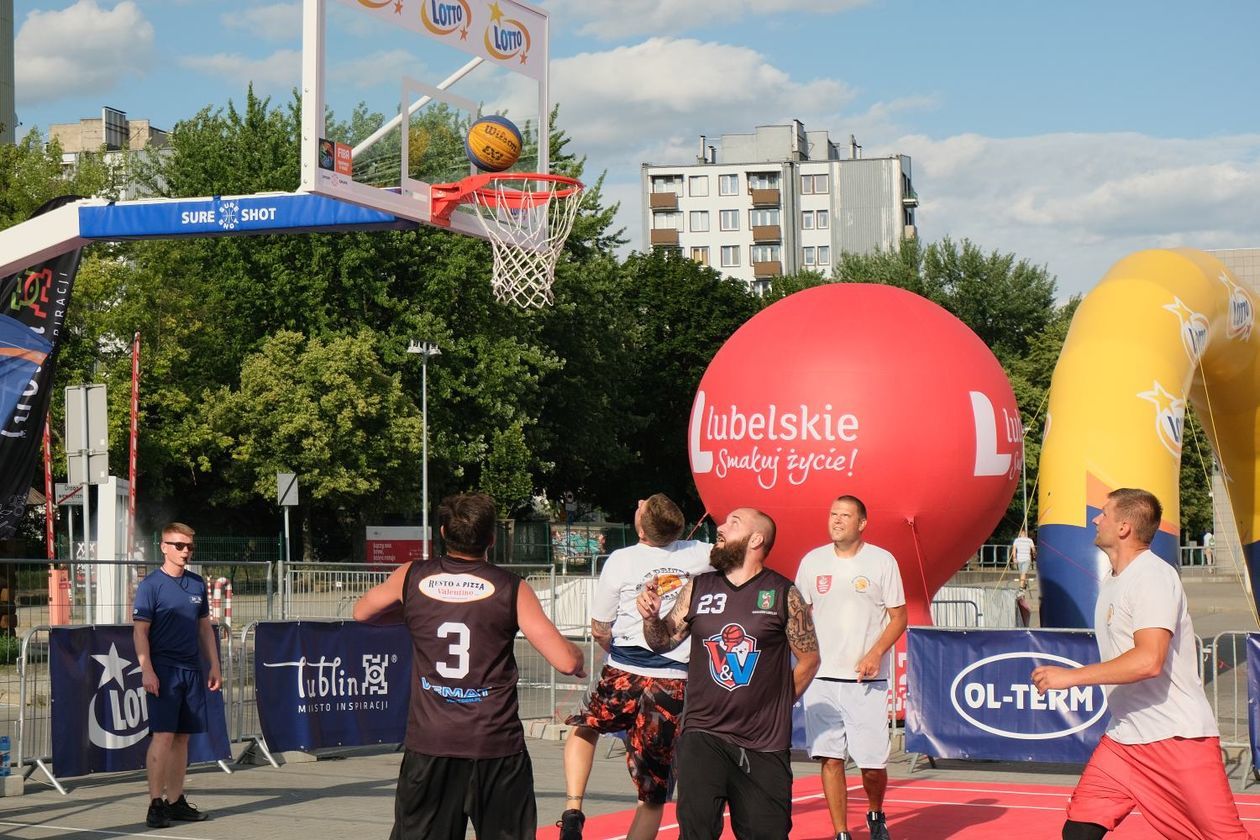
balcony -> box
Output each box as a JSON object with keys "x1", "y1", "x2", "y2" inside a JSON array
[
  {"x1": 903, "y1": 224, "x2": 917, "y2": 241},
  {"x1": 650, "y1": 228, "x2": 680, "y2": 247},
  {"x1": 750, "y1": 188, "x2": 780, "y2": 207},
  {"x1": 751, "y1": 225, "x2": 781, "y2": 243},
  {"x1": 753, "y1": 261, "x2": 782, "y2": 279},
  {"x1": 649, "y1": 192, "x2": 679, "y2": 211}
]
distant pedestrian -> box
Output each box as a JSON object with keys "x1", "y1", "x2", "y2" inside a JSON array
[
  {"x1": 134, "y1": 523, "x2": 220, "y2": 828},
  {"x1": 1011, "y1": 528, "x2": 1036, "y2": 589}
]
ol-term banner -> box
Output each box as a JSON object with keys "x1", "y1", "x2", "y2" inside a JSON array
[
  {"x1": 49, "y1": 625, "x2": 230, "y2": 777},
  {"x1": 254, "y1": 621, "x2": 410, "y2": 752},
  {"x1": 905, "y1": 628, "x2": 1109, "y2": 763}
]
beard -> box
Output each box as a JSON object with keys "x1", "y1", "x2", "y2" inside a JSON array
[{"x1": 710, "y1": 536, "x2": 749, "y2": 574}]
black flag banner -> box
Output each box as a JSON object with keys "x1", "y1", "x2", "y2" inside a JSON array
[{"x1": 0, "y1": 196, "x2": 86, "y2": 539}]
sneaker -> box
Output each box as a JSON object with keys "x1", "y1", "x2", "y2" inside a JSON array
[
  {"x1": 145, "y1": 797, "x2": 170, "y2": 829},
  {"x1": 866, "y1": 810, "x2": 890, "y2": 840},
  {"x1": 835, "y1": 833, "x2": 853, "y2": 840},
  {"x1": 166, "y1": 795, "x2": 209, "y2": 822},
  {"x1": 557, "y1": 808, "x2": 585, "y2": 840}
]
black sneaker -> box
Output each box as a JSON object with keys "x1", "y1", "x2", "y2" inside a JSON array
[
  {"x1": 835, "y1": 833, "x2": 853, "y2": 840},
  {"x1": 166, "y1": 795, "x2": 208, "y2": 822},
  {"x1": 557, "y1": 808, "x2": 585, "y2": 840},
  {"x1": 866, "y1": 810, "x2": 890, "y2": 840},
  {"x1": 146, "y1": 797, "x2": 170, "y2": 829}
]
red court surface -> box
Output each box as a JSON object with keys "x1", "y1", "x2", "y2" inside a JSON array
[{"x1": 538, "y1": 775, "x2": 1260, "y2": 839}]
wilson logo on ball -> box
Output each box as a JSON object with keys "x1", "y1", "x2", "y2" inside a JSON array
[{"x1": 465, "y1": 116, "x2": 523, "y2": 172}]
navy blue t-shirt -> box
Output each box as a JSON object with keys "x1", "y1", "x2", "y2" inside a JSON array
[{"x1": 132, "y1": 569, "x2": 209, "y2": 669}]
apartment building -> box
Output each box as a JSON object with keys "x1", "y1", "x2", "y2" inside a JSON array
[
  {"x1": 1, "y1": 0, "x2": 14, "y2": 144},
  {"x1": 49, "y1": 107, "x2": 169, "y2": 199},
  {"x1": 641, "y1": 121, "x2": 918, "y2": 291}
]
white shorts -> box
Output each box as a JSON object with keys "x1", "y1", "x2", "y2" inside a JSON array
[
  {"x1": 1015, "y1": 558, "x2": 1031, "y2": 572},
  {"x1": 802, "y1": 679, "x2": 891, "y2": 768}
]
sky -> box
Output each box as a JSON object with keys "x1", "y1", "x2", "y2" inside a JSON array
[{"x1": 9, "y1": 0, "x2": 1260, "y2": 299}]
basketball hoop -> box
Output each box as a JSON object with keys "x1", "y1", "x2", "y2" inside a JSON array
[{"x1": 431, "y1": 173, "x2": 585, "y2": 308}]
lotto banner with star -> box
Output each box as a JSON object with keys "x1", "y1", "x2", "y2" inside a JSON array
[
  {"x1": 253, "y1": 621, "x2": 411, "y2": 752},
  {"x1": 49, "y1": 625, "x2": 230, "y2": 778}
]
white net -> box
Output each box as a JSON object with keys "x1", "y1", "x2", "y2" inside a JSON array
[{"x1": 464, "y1": 176, "x2": 585, "y2": 308}]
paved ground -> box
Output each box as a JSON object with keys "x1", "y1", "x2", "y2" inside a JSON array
[{"x1": 0, "y1": 574, "x2": 1256, "y2": 838}]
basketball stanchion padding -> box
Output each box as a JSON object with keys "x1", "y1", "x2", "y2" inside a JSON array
[{"x1": 430, "y1": 173, "x2": 585, "y2": 308}]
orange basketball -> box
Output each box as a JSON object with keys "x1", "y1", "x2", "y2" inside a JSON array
[
  {"x1": 721, "y1": 624, "x2": 745, "y2": 648},
  {"x1": 465, "y1": 115, "x2": 523, "y2": 172}
]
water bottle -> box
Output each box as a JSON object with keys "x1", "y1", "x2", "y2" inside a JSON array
[{"x1": 0, "y1": 734, "x2": 10, "y2": 777}]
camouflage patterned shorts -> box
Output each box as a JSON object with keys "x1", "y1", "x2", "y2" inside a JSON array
[{"x1": 566, "y1": 665, "x2": 687, "y2": 804}]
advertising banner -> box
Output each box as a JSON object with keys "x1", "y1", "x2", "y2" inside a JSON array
[
  {"x1": 0, "y1": 196, "x2": 84, "y2": 538},
  {"x1": 1247, "y1": 634, "x2": 1260, "y2": 772},
  {"x1": 254, "y1": 621, "x2": 411, "y2": 752},
  {"x1": 905, "y1": 628, "x2": 1109, "y2": 762},
  {"x1": 49, "y1": 625, "x2": 230, "y2": 778}
]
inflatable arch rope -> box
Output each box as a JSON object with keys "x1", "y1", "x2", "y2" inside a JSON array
[{"x1": 1039, "y1": 248, "x2": 1258, "y2": 627}]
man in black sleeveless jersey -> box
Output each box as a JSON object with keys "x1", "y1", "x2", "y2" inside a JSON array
[
  {"x1": 638, "y1": 507, "x2": 820, "y2": 840},
  {"x1": 354, "y1": 492, "x2": 586, "y2": 840}
]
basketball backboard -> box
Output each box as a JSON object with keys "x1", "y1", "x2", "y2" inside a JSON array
[{"x1": 299, "y1": 0, "x2": 550, "y2": 239}]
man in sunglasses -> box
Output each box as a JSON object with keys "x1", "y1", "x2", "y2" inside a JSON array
[{"x1": 133, "y1": 522, "x2": 222, "y2": 828}]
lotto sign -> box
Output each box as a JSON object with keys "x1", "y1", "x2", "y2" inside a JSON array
[
  {"x1": 49, "y1": 625, "x2": 230, "y2": 778},
  {"x1": 905, "y1": 628, "x2": 1109, "y2": 762}
]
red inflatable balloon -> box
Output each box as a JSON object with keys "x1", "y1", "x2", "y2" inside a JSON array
[{"x1": 689, "y1": 284, "x2": 1021, "y2": 625}]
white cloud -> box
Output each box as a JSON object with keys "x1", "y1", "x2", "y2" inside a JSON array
[
  {"x1": 179, "y1": 49, "x2": 301, "y2": 91},
  {"x1": 329, "y1": 50, "x2": 429, "y2": 92},
  {"x1": 221, "y1": 3, "x2": 300, "y2": 42},
  {"x1": 15, "y1": 0, "x2": 155, "y2": 105},
  {"x1": 549, "y1": 38, "x2": 855, "y2": 164},
  {"x1": 549, "y1": 0, "x2": 871, "y2": 39},
  {"x1": 890, "y1": 132, "x2": 1260, "y2": 298}
]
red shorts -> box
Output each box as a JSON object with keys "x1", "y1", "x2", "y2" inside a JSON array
[{"x1": 1066, "y1": 734, "x2": 1253, "y2": 838}]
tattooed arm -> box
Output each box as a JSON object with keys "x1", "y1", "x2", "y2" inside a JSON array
[
  {"x1": 638, "y1": 580, "x2": 694, "y2": 653},
  {"x1": 592, "y1": 619, "x2": 613, "y2": 651},
  {"x1": 787, "y1": 585, "x2": 821, "y2": 700}
]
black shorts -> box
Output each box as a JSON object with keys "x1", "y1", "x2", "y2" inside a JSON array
[
  {"x1": 674, "y1": 730, "x2": 792, "y2": 840},
  {"x1": 148, "y1": 664, "x2": 208, "y2": 734},
  {"x1": 389, "y1": 748, "x2": 535, "y2": 840}
]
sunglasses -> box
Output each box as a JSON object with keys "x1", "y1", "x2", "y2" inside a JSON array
[{"x1": 163, "y1": 541, "x2": 194, "y2": 551}]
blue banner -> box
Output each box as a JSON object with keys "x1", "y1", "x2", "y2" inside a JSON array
[
  {"x1": 905, "y1": 628, "x2": 1109, "y2": 762},
  {"x1": 253, "y1": 621, "x2": 411, "y2": 752},
  {"x1": 1247, "y1": 635, "x2": 1260, "y2": 772},
  {"x1": 49, "y1": 625, "x2": 230, "y2": 778},
  {"x1": 78, "y1": 194, "x2": 411, "y2": 239}
]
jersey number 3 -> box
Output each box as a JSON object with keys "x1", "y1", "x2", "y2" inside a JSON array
[{"x1": 436, "y1": 621, "x2": 470, "y2": 678}]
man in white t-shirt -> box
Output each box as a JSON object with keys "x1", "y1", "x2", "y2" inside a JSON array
[
  {"x1": 1203, "y1": 530, "x2": 1216, "y2": 566},
  {"x1": 1011, "y1": 528, "x2": 1036, "y2": 589},
  {"x1": 557, "y1": 494, "x2": 712, "y2": 840},
  {"x1": 796, "y1": 495, "x2": 907, "y2": 840},
  {"x1": 1031, "y1": 488, "x2": 1251, "y2": 840}
]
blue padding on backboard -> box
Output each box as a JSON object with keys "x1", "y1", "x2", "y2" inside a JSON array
[{"x1": 78, "y1": 193, "x2": 415, "y2": 239}]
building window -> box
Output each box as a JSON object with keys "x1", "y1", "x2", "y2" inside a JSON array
[
  {"x1": 752, "y1": 279, "x2": 771, "y2": 296},
  {"x1": 748, "y1": 172, "x2": 779, "y2": 190},
  {"x1": 801, "y1": 210, "x2": 815, "y2": 230},
  {"x1": 718, "y1": 173, "x2": 739, "y2": 195},
  {"x1": 816, "y1": 209, "x2": 829, "y2": 229},
  {"x1": 818, "y1": 246, "x2": 831, "y2": 265},
  {"x1": 720, "y1": 245, "x2": 740, "y2": 267},
  {"x1": 749, "y1": 208, "x2": 780, "y2": 227},
  {"x1": 653, "y1": 210, "x2": 682, "y2": 230},
  {"x1": 751, "y1": 244, "x2": 781, "y2": 263},
  {"x1": 801, "y1": 173, "x2": 815, "y2": 194},
  {"x1": 811, "y1": 174, "x2": 830, "y2": 193},
  {"x1": 803, "y1": 246, "x2": 816, "y2": 266},
  {"x1": 719, "y1": 209, "x2": 740, "y2": 231},
  {"x1": 691, "y1": 246, "x2": 710, "y2": 265},
  {"x1": 689, "y1": 210, "x2": 709, "y2": 232},
  {"x1": 688, "y1": 175, "x2": 709, "y2": 197},
  {"x1": 650, "y1": 174, "x2": 683, "y2": 194}
]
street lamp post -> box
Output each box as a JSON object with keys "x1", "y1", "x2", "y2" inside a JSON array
[{"x1": 408, "y1": 340, "x2": 441, "y2": 560}]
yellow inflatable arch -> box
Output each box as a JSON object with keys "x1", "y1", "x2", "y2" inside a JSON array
[{"x1": 1038, "y1": 248, "x2": 1256, "y2": 626}]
